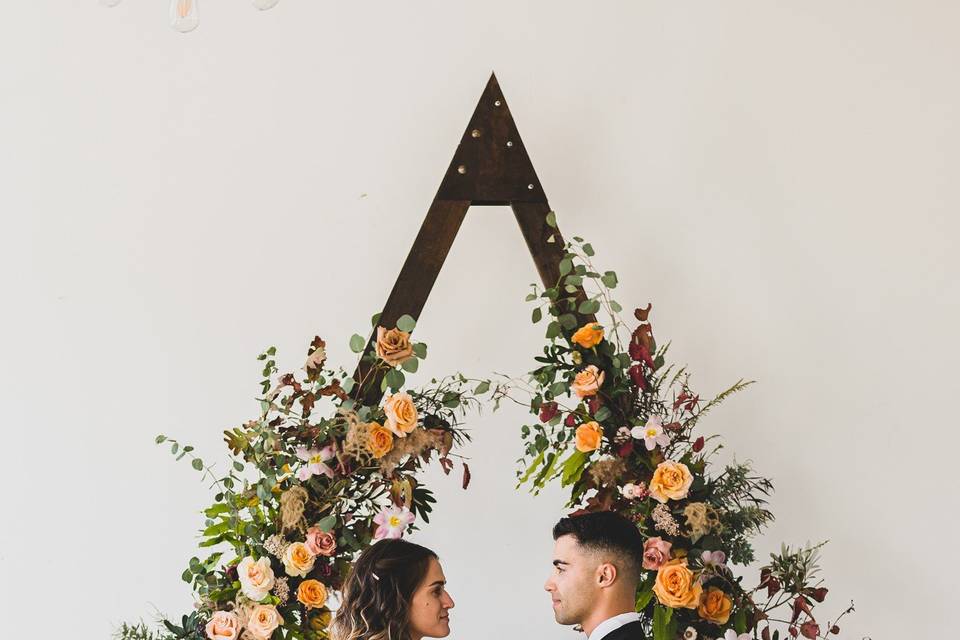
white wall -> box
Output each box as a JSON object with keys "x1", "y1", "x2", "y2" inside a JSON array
[{"x1": 2, "y1": 2, "x2": 957, "y2": 638}]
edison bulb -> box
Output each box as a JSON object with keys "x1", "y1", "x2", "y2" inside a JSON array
[{"x1": 170, "y1": 0, "x2": 199, "y2": 33}]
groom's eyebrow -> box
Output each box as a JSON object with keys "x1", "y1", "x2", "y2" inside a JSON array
[{"x1": 552, "y1": 560, "x2": 569, "y2": 567}]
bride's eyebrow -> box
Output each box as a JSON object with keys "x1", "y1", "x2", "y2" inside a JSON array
[{"x1": 428, "y1": 580, "x2": 446, "y2": 587}]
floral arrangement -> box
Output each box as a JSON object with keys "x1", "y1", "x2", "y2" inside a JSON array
[
  {"x1": 511, "y1": 229, "x2": 856, "y2": 640},
  {"x1": 127, "y1": 313, "x2": 494, "y2": 640}
]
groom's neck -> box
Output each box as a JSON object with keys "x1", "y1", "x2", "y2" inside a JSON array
[{"x1": 579, "y1": 595, "x2": 637, "y2": 638}]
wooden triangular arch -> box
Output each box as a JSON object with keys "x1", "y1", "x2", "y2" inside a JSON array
[{"x1": 354, "y1": 73, "x2": 592, "y2": 404}]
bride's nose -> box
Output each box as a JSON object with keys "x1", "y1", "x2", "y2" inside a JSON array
[{"x1": 442, "y1": 591, "x2": 455, "y2": 609}]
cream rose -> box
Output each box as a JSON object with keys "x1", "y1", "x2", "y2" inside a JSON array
[
  {"x1": 649, "y1": 460, "x2": 694, "y2": 503},
  {"x1": 244, "y1": 604, "x2": 283, "y2": 640},
  {"x1": 571, "y1": 365, "x2": 605, "y2": 398},
  {"x1": 237, "y1": 556, "x2": 276, "y2": 602},
  {"x1": 205, "y1": 610, "x2": 241, "y2": 640},
  {"x1": 383, "y1": 392, "x2": 418, "y2": 437},
  {"x1": 375, "y1": 326, "x2": 414, "y2": 366},
  {"x1": 282, "y1": 541, "x2": 316, "y2": 577}
]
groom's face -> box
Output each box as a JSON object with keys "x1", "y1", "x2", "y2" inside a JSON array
[{"x1": 544, "y1": 534, "x2": 599, "y2": 626}]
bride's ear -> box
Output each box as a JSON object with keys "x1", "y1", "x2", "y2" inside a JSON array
[{"x1": 596, "y1": 562, "x2": 617, "y2": 587}]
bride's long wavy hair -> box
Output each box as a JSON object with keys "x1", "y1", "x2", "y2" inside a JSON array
[{"x1": 330, "y1": 539, "x2": 437, "y2": 640}]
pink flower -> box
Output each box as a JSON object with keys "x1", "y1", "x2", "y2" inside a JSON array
[
  {"x1": 373, "y1": 506, "x2": 415, "y2": 540},
  {"x1": 701, "y1": 550, "x2": 727, "y2": 569},
  {"x1": 631, "y1": 415, "x2": 670, "y2": 451},
  {"x1": 295, "y1": 445, "x2": 335, "y2": 481},
  {"x1": 642, "y1": 536, "x2": 673, "y2": 570},
  {"x1": 620, "y1": 482, "x2": 648, "y2": 500},
  {"x1": 305, "y1": 527, "x2": 337, "y2": 556}
]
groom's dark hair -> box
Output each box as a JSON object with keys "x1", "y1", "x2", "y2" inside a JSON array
[{"x1": 553, "y1": 511, "x2": 644, "y2": 580}]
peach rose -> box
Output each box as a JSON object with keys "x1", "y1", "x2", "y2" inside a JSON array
[
  {"x1": 205, "y1": 610, "x2": 241, "y2": 640},
  {"x1": 305, "y1": 527, "x2": 337, "y2": 557},
  {"x1": 649, "y1": 460, "x2": 694, "y2": 503},
  {"x1": 244, "y1": 604, "x2": 283, "y2": 640},
  {"x1": 237, "y1": 556, "x2": 276, "y2": 601},
  {"x1": 642, "y1": 536, "x2": 673, "y2": 570},
  {"x1": 383, "y1": 392, "x2": 418, "y2": 437},
  {"x1": 698, "y1": 586, "x2": 733, "y2": 625},
  {"x1": 571, "y1": 323, "x2": 604, "y2": 348},
  {"x1": 282, "y1": 541, "x2": 316, "y2": 578},
  {"x1": 653, "y1": 559, "x2": 703, "y2": 609},
  {"x1": 571, "y1": 365, "x2": 605, "y2": 398},
  {"x1": 575, "y1": 421, "x2": 603, "y2": 452},
  {"x1": 367, "y1": 422, "x2": 394, "y2": 458},
  {"x1": 375, "y1": 326, "x2": 413, "y2": 366},
  {"x1": 297, "y1": 579, "x2": 329, "y2": 610}
]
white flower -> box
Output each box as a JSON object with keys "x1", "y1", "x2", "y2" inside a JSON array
[
  {"x1": 631, "y1": 415, "x2": 670, "y2": 451},
  {"x1": 237, "y1": 556, "x2": 275, "y2": 601},
  {"x1": 723, "y1": 630, "x2": 751, "y2": 640},
  {"x1": 683, "y1": 627, "x2": 698, "y2": 640}
]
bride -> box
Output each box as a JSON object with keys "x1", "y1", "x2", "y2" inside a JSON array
[{"x1": 331, "y1": 539, "x2": 456, "y2": 640}]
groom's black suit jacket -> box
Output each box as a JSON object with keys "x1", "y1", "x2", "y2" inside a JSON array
[{"x1": 598, "y1": 620, "x2": 646, "y2": 640}]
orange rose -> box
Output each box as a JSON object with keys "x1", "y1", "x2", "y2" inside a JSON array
[
  {"x1": 574, "y1": 422, "x2": 603, "y2": 452},
  {"x1": 698, "y1": 586, "x2": 733, "y2": 625},
  {"x1": 649, "y1": 460, "x2": 694, "y2": 503},
  {"x1": 297, "y1": 579, "x2": 329, "y2": 610},
  {"x1": 571, "y1": 365, "x2": 605, "y2": 398},
  {"x1": 375, "y1": 326, "x2": 414, "y2": 366},
  {"x1": 368, "y1": 422, "x2": 394, "y2": 458},
  {"x1": 383, "y1": 392, "x2": 418, "y2": 437},
  {"x1": 653, "y1": 559, "x2": 702, "y2": 609},
  {"x1": 571, "y1": 323, "x2": 604, "y2": 348}
]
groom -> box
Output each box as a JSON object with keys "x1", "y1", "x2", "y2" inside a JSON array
[{"x1": 544, "y1": 511, "x2": 646, "y2": 640}]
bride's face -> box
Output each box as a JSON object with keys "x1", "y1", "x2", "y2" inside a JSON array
[{"x1": 408, "y1": 557, "x2": 455, "y2": 640}]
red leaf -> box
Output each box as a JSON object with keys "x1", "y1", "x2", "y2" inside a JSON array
[
  {"x1": 628, "y1": 364, "x2": 647, "y2": 390},
  {"x1": 617, "y1": 439, "x2": 634, "y2": 458},
  {"x1": 634, "y1": 304, "x2": 652, "y2": 322},
  {"x1": 809, "y1": 587, "x2": 828, "y2": 603},
  {"x1": 693, "y1": 436, "x2": 705, "y2": 453},
  {"x1": 539, "y1": 401, "x2": 559, "y2": 422},
  {"x1": 462, "y1": 463, "x2": 471, "y2": 490},
  {"x1": 565, "y1": 413, "x2": 578, "y2": 427},
  {"x1": 800, "y1": 622, "x2": 820, "y2": 639},
  {"x1": 587, "y1": 396, "x2": 602, "y2": 415},
  {"x1": 439, "y1": 456, "x2": 453, "y2": 475}
]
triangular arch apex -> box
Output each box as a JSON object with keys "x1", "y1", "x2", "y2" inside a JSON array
[{"x1": 353, "y1": 74, "x2": 592, "y2": 405}]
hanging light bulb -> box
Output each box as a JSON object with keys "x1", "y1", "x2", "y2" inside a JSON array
[
  {"x1": 169, "y1": 0, "x2": 200, "y2": 33},
  {"x1": 252, "y1": 0, "x2": 280, "y2": 9},
  {"x1": 99, "y1": 0, "x2": 122, "y2": 6}
]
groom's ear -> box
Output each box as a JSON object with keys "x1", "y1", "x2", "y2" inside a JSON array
[{"x1": 596, "y1": 562, "x2": 617, "y2": 587}]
